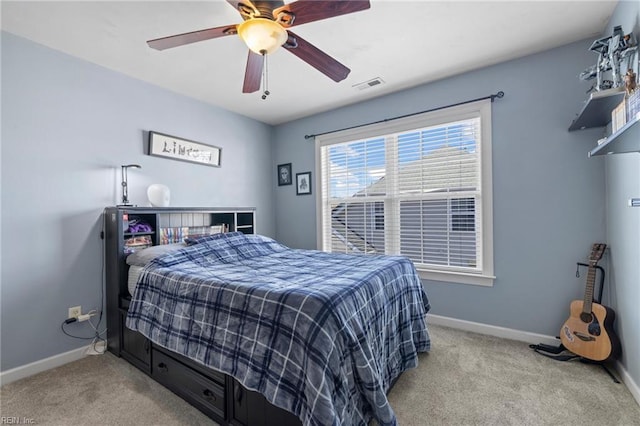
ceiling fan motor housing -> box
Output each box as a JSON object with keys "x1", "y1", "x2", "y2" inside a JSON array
[{"x1": 239, "y1": 1, "x2": 285, "y2": 21}]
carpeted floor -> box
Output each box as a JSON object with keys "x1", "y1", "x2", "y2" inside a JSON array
[{"x1": 1, "y1": 324, "x2": 639, "y2": 425}]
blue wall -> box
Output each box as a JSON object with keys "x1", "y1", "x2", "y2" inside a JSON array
[
  {"x1": 1, "y1": 32, "x2": 275, "y2": 371},
  {"x1": 272, "y1": 2, "x2": 639, "y2": 393},
  {"x1": 272, "y1": 40, "x2": 607, "y2": 336},
  {"x1": 602, "y1": 0, "x2": 640, "y2": 398}
]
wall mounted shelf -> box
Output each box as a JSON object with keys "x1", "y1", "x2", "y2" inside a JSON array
[
  {"x1": 588, "y1": 116, "x2": 640, "y2": 156},
  {"x1": 569, "y1": 86, "x2": 639, "y2": 156},
  {"x1": 568, "y1": 88, "x2": 626, "y2": 131}
]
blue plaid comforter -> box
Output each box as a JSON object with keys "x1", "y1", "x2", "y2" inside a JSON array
[{"x1": 126, "y1": 232, "x2": 430, "y2": 426}]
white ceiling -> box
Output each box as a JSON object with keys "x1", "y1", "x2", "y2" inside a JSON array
[{"x1": 1, "y1": 1, "x2": 617, "y2": 125}]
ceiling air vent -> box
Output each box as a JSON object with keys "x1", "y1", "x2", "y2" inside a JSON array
[{"x1": 353, "y1": 77, "x2": 385, "y2": 91}]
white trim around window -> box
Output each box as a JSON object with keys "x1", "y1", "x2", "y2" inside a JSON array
[{"x1": 315, "y1": 100, "x2": 494, "y2": 286}]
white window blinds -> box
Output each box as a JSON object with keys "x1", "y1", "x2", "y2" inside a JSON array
[{"x1": 316, "y1": 99, "x2": 494, "y2": 285}]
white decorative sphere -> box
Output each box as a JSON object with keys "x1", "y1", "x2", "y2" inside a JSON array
[{"x1": 147, "y1": 184, "x2": 170, "y2": 207}]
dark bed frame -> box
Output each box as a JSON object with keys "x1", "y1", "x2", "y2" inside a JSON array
[{"x1": 104, "y1": 206, "x2": 300, "y2": 426}]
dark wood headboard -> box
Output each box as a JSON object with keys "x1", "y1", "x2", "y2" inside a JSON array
[{"x1": 103, "y1": 206, "x2": 255, "y2": 355}]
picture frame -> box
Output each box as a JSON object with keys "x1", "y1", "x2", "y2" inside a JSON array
[
  {"x1": 277, "y1": 163, "x2": 292, "y2": 186},
  {"x1": 148, "y1": 131, "x2": 221, "y2": 167},
  {"x1": 296, "y1": 172, "x2": 312, "y2": 195}
]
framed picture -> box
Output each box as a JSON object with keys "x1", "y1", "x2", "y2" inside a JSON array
[
  {"x1": 148, "y1": 131, "x2": 221, "y2": 167},
  {"x1": 296, "y1": 172, "x2": 312, "y2": 195},
  {"x1": 277, "y1": 163, "x2": 292, "y2": 186}
]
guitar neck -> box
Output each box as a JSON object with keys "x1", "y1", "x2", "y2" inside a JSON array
[
  {"x1": 582, "y1": 266, "x2": 596, "y2": 314},
  {"x1": 581, "y1": 243, "x2": 606, "y2": 315}
]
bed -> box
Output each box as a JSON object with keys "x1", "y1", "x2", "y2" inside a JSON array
[{"x1": 125, "y1": 231, "x2": 431, "y2": 426}]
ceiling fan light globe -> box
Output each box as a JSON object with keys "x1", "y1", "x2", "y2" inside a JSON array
[{"x1": 238, "y1": 18, "x2": 287, "y2": 55}]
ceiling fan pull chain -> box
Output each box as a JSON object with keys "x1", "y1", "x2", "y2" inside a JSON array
[{"x1": 261, "y1": 50, "x2": 270, "y2": 100}]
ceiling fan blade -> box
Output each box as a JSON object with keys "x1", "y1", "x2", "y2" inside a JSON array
[
  {"x1": 243, "y1": 51, "x2": 264, "y2": 93},
  {"x1": 273, "y1": 0, "x2": 370, "y2": 28},
  {"x1": 147, "y1": 25, "x2": 237, "y2": 50},
  {"x1": 284, "y1": 31, "x2": 350, "y2": 82}
]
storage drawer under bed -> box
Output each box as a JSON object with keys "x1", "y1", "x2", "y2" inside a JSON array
[{"x1": 151, "y1": 349, "x2": 226, "y2": 421}]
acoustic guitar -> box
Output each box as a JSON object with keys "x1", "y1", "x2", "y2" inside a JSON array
[{"x1": 560, "y1": 243, "x2": 621, "y2": 362}]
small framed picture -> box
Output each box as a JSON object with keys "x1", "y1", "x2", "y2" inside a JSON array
[
  {"x1": 296, "y1": 172, "x2": 312, "y2": 195},
  {"x1": 277, "y1": 163, "x2": 292, "y2": 186}
]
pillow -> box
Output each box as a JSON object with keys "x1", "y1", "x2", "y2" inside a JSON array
[
  {"x1": 126, "y1": 242, "x2": 187, "y2": 266},
  {"x1": 184, "y1": 231, "x2": 242, "y2": 246},
  {"x1": 127, "y1": 265, "x2": 145, "y2": 295}
]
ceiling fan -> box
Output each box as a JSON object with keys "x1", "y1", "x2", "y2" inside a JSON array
[{"x1": 147, "y1": 0, "x2": 371, "y2": 95}]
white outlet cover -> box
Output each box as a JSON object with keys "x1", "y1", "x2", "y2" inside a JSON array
[{"x1": 68, "y1": 306, "x2": 81, "y2": 318}]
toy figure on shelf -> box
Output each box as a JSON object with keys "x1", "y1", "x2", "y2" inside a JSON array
[
  {"x1": 579, "y1": 25, "x2": 637, "y2": 93},
  {"x1": 626, "y1": 69, "x2": 640, "y2": 122},
  {"x1": 624, "y1": 68, "x2": 637, "y2": 94}
]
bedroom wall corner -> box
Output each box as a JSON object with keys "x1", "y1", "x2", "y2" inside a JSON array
[
  {"x1": 602, "y1": 0, "x2": 640, "y2": 405},
  {"x1": 0, "y1": 31, "x2": 275, "y2": 373}
]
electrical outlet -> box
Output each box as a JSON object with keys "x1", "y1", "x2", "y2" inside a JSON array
[{"x1": 68, "y1": 306, "x2": 81, "y2": 319}]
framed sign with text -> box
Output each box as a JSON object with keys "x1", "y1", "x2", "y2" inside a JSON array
[{"x1": 148, "y1": 131, "x2": 221, "y2": 167}]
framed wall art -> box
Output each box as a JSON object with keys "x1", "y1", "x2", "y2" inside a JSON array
[
  {"x1": 296, "y1": 172, "x2": 312, "y2": 195},
  {"x1": 277, "y1": 163, "x2": 292, "y2": 186},
  {"x1": 148, "y1": 131, "x2": 221, "y2": 167}
]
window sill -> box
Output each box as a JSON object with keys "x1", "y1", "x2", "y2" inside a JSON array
[{"x1": 417, "y1": 268, "x2": 495, "y2": 287}]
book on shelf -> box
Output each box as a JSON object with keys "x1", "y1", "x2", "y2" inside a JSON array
[
  {"x1": 213, "y1": 224, "x2": 229, "y2": 233},
  {"x1": 611, "y1": 100, "x2": 626, "y2": 134},
  {"x1": 160, "y1": 227, "x2": 189, "y2": 244},
  {"x1": 124, "y1": 235, "x2": 153, "y2": 254},
  {"x1": 189, "y1": 225, "x2": 226, "y2": 235},
  {"x1": 627, "y1": 89, "x2": 640, "y2": 122},
  {"x1": 159, "y1": 225, "x2": 228, "y2": 245}
]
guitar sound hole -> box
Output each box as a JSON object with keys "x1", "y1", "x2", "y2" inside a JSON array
[
  {"x1": 580, "y1": 312, "x2": 593, "y2": 323},
  {"x1": 588, "y1": 321, "x2": 601, "y2": 336}
]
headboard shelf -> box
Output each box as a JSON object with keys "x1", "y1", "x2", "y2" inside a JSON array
[
  {"x1": 103, "y1": 206, "x2": 256, "y2": 357},
  {"x1": 123, "y1": 231, "x2": 155, "y2": 237}
]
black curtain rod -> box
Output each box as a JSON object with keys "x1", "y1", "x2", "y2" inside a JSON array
[{"x1": 304, "y1": 91, "x2": 504, "y2": 140}]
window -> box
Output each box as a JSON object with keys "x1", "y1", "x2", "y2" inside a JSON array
[
  {"x1": 373, "y1": 202, "x2": 385, "y2": 230},
  {"x1": 451, "y1": 198, "x2": 475, "y2": 232},
  {"x1": 316, "y1": 100, "x2": 494, "y2": 286}
]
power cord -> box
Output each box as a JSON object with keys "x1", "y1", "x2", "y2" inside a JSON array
[
  {"x1": 87, "y1": 311, "x2": 108, "y2": 354},
  {"x1": 97, "y1": 211, "x2": 106, "y2": 335},
  {"x1": 60, "y1": 212, "x2": 109, "y2": 354},
  {"x1": 93, "y1": 211, "x2": 108, "y2": 352},
  {"x1": 60, "y1": 317, "x2": 97, "y2": 339},
  {"x1": 60, "y1": 310, "x2": 107, "y2": 353}
]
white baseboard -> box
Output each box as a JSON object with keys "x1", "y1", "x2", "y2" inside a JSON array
[
  {"x1": 427, "y1": 313, "x2": 560, "y2": 346},
  {"x1": 616, "y1": 361, "x2": 640, "y2": 407},
  {"x1": 3, "y1": 317, "x2": 639, "y2": 408},
  {"x1": 427, "y1": 314, "x2": 640, "y2": 408},
  {"x1": 0, "y1": 345, "x2": 91, "y2": 387}
]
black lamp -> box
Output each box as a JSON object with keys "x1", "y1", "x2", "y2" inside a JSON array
[{"x1": 120, "y1": 164, "x2": 141, "y2": 206}]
